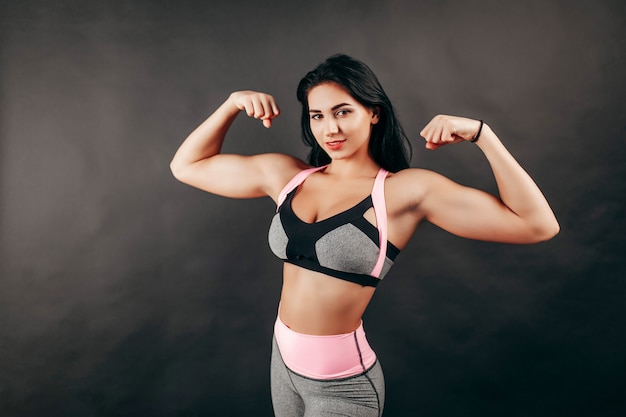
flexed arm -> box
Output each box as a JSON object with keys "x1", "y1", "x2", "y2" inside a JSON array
[
  {"x1": 414, "y1": 115, "x2": 559, "y2": 244},
  {"x1": 170, "y1": 91, "x2": 302, "y2": 200}
]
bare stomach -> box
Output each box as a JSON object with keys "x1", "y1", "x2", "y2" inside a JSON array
[{"x1": 278, "y1": 263, "x2": 377, "y2": 335}]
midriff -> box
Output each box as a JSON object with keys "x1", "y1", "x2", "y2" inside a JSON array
[{"x1": 278, "y1": 263, "x2": 376, "y2": 335}]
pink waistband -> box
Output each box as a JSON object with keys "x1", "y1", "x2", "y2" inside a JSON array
[{"x1": 273, "y1": 314, "x2": 377, "y2": 380}]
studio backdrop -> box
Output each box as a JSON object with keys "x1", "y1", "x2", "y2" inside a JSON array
[{"x1": 1, "y1": 1, "x2": 625, "y2": 416}]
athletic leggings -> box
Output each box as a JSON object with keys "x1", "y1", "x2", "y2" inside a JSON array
[{"x1": 270, "y1": 337, "x2": 385, "y2": 417}]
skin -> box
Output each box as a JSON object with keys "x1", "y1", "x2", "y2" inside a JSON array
[{"x1": 170, "y1": 82, "x2": 559, "y2": 335}]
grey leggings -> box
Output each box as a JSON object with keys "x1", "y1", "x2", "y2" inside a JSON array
[{"x1": 270, "y1": 337, "x2": 385, "y2": 417}]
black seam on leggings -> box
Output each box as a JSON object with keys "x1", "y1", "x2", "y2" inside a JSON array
[
  {"x1": 354, "y1": 331, "x2": 366, "y2": 372},
  {"x1": 285, "y1": 367, "x2": 302, "y2": 397},
  {"x1": 353, "y1": 331, "x2": 381, "y2": 415},
  {"x1": 275, "y1": 337, "x2": 303, "y2": 396}
]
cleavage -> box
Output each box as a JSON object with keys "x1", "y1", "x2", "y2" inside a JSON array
[{"x1": 290, "y1": 184, "x2": 372, "y2": 224}]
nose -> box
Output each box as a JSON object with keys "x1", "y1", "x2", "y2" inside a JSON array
[{"x1": 324, "y1": 118, "x2": 339, "y2": 137}]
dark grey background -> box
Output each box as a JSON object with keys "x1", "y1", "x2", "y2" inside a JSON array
[{"x1": 1, "y1": 0, "x2": 624, "y2": 416}]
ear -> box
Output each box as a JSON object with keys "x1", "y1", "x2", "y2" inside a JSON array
[{"x1": 371, "y1": 107, "x2": 380, "y2": 124}]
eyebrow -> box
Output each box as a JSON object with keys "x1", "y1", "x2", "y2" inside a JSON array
[{"x1": 309, "y1": 103, "x2": 353, "y2": 113}]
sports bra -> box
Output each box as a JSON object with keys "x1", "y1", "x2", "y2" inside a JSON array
[{"x1": 268, "y1": 166, "x2": 400, "y2": 287}]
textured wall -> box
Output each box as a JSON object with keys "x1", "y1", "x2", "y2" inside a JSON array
[{"x1": 1, "y1": 0, "x2": 625, "y2": 415}]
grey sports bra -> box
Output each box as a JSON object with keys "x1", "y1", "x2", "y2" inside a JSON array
[{"x1": 268, "y1": 166, "x2": 399, "y2": 287}]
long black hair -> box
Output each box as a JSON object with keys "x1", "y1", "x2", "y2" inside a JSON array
[{"x1": 296, "y1": 54, "x2": 412, "y2": 172}]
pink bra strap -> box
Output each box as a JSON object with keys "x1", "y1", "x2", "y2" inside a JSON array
[
  {"x1": 276, "y1": 165, "x2": 327, "y2": 210},
  {"x1": 370, "y1": 168, "x2": 389, "y2": 278}
]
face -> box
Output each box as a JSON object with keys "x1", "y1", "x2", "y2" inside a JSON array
[{"x1": 307, "y1": 82, "x2": 379, "y2": 161}]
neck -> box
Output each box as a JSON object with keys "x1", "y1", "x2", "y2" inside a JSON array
[{"x1": 323, "y1": 157, "x2": 380, "y2": 178}]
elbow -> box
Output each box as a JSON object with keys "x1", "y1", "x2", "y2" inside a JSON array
[
  {"x1": 543, "y1": 214, "x2": 561, "y2": 240},
  {"x1": 169, "y1": 160, "x2": 187, "y2": 182},
  {"x1": 550, "y1": 219, "x2": 561, "y2": 238},
  {"x1": 529, "y1": 218, "x2": 560, "y2": 243},
  {"x1": 538, "y1": 224, "x2": 560, "y2": 242}
]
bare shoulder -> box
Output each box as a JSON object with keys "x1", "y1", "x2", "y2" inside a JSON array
[
  {"x1": 388, "y1": 167, "x2": 444, "y2": 183},
  {"x1": 256, "y1": 153, "x2": 309, "y2": 178},
  {"x1": 385, "y1": 168, "x2": 448, "y2": 209},
  {"x1": 254, "y1": 153, "x2": 310, "y2": 199},
  {"x1": 378, "y1": 168, "x2": 451, "y2": 247}
]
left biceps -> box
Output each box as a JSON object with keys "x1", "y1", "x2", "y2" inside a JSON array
[{"x1": 420, "y1": 178, "x2": 537, "y2": 243}]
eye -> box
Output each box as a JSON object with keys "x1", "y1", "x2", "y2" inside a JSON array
[
  {"x1": 335, "y1": 109, "x2": 350, "y2": 117},
  {"x1": 310, "y1": 113, "x2": 322, "y2": 120}
]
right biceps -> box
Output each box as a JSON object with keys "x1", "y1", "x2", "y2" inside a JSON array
[{"x1": 170, "y1": 154, "x2": 294, "y2": 199}]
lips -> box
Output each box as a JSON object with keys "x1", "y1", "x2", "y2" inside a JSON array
[{"x1": 325, "y1": 139, "x2": 346, "y2": 151}]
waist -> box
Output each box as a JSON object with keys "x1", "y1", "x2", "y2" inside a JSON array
[{"x1": 273, "y1": 314, "x2": 377, "y2": 380}]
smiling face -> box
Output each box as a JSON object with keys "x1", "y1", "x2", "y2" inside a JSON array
[{"x1": 307, "y1": 82, "x2": 379, "y2": 162}]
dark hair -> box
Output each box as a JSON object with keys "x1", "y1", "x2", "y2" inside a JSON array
[{"x1": 296, "y1": 54, "x2": 411, "y2": 172}]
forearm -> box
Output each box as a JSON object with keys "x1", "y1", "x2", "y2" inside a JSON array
[
  {"x1": 475, "y1": 124, "x2": 559, "y2": 238},
  {"x1": 170, "y1": 96, "x2": 240, "y2": 175}
]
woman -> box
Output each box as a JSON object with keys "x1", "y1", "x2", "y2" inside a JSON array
[{"x1": 170, "y1": 54, "x2": 559, "y2": 417}]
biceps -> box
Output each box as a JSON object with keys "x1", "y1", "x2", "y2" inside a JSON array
[
  {"x1": 171, "y1": 154, "x2": 271, "y2": 199},
  {"x1": 422, "y1": 184, "x2": 533, "y2": 243}
]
